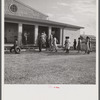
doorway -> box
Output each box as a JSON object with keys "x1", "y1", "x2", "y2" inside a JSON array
[
  {"x1": 52, "y1": 27, "x2": 60, "y2": 44},
  {"x1": 5, "y1": 22, "x2": 18, "y2": 43},
  {"x1": 22, "y1": 24, "x2": 35, "y2": 45}
]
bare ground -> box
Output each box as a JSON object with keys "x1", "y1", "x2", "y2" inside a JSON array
[{"x1": 4, "y1": 50, "x2": 96, "y2": 84}]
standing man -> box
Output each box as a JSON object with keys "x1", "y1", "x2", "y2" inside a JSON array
[
  {"x1": 38, "y1": 34, "x2": 42, "y2": 52},
  {"x1": 77, "y1": 37, "x2": 82, "y2": 53},
  {"x1": 73, "y1": 39, "x2": 77, "y2": 50},
  {"x1": 24, "y1": 31, "x2": 30, "y2": 45},
  {"x1": 24, "y1": 31, "x2": 28, "y2": 45}
]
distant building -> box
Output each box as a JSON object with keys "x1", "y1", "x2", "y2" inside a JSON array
[{"x1": 5, "y1": 0, "x2": 84, "y2": 47}]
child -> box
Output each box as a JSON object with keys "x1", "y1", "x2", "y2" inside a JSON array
[{"x1": 10, "y1": 36, "x2": 20, "y2": 53}]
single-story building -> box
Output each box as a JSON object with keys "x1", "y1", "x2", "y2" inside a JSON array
[{"x1": 5, "y1": 0, "x2": 84, "y2": 48}]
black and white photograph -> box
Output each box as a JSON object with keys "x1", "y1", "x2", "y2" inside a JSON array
[
  {"x1": 4, "y1": 0, "x2": 97, "y2": 84},
  {"x1": 3, "y1": 0, "x2": 99, "y2": 100}
]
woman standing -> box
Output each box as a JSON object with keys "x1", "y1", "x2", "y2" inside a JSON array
[
  {"x1": 73, "y1": 39, "x2": 77, "y2": 50},
  {"x1": 85, "y1": 36, "x2": 91, "y2": 54},
  {"x1": 53, "y1": 36, "x2": 58, "y2": 52},
  {"x1": 64, "y1": 36, "x2": 70, "y2": 53}
]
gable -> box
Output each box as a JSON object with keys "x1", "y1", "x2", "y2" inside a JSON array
[{"x1": 5, "y1": 0, "x2": 48, "y2": 20}]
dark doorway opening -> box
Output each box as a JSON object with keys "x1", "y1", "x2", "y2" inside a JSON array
[
  {"x1": 5, "y1": 22, "x2": 18, "y2": 43},
  {"x1": 52, "y1": 27, "x2": 60, "y2": 44},
  {"x1": 22, "y1": 24, "x2": 35, "y2": 45}
]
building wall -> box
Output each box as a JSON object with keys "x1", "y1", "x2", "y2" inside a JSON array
[
  {"x1": 63, "y1": 28, "x2": 80, "y2": 47},
  {"x1": 5, "y1": 0, "x2": 48, "y2": 20},
  {"x1": 5, "y1": 17, "x2": 81, "y2": 47}
]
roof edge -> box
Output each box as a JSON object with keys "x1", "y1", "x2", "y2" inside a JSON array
[{"x1": 5, "y1": 14, "x2": 84, "y2": 29}]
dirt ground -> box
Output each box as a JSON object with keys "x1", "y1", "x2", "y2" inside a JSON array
[{"x1": 4, "y1": 49, "x2": 96, "y2": 84}]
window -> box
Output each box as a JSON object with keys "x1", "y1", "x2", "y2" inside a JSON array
[{"x1": 10, "y1": 4, "x2": 17, "y2": 12}]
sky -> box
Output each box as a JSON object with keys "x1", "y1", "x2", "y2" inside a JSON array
[{"x1": 19, "y1": 0, "x2": 97, "y2": 36}]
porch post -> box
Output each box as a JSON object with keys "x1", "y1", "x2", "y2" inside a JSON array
[
  {"x1": 48, "y1": 26, "x2": 52, "y2": 39},
  {"x1": 62, "y1": 28, "x2": 64, "y2": 47},
  {"x1": 60, "y1": 28, "x2": 63, "y2": 46},
  {"x1": 18, "y1": 23, "x2": 22, "y2": 46},
  {"x1": 34, "y1": 24, "x2": 38, "y2": 45}
]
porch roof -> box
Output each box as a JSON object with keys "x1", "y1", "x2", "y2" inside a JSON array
[{"x1": 5, "y1": 14, "x2": 84, "y2": 29}]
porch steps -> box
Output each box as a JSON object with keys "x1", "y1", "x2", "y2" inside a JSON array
[{"x1": 4, "y1": 44, "x2": 38, "y2": 51}]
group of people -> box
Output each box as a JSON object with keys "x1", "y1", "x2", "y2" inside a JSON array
[
  {"x1": 38, "y1": 31, "x2": 92, "y2": 54},
  {"x1": 38, "y1": 31, "x2": 58, "y2": 52},
  {"x1": 73, "y1": 36, "x2": 91, "y2": 54},
  {"x1": 10, "y1": 30, "x2": 91, "y2": 54}
]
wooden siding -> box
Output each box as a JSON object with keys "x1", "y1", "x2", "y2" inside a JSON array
[{"x1": 5, "y1": 0, "x2": 48, "y2": 20}]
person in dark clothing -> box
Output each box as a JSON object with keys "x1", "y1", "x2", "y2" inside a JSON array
[
  {"x1": 73, "y1": 39, "x2": 77, "y2": 50},
  {"x1": 10, "y1": 36, "x2": 18, "y2": 51},
  {"x1": 38, "y1": 34, "x2": 42, "y2": 52},
  {"x1": 77, "y1": 37, "x2": 82, "y2": 53}
]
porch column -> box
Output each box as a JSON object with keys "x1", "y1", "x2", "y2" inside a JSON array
[
  {"x1": 34, "y1": 25, "x2": 38, "y2": 45},
  {"x1": 18, "y1": 23, "x2": 22, "y2": 46},
  {"x1": 62, "y1": 28, "x2": 64, "y2": 47},
  {"x1": 60, "y1": 28, "x2": 63, "y2": 45},
  {"x1": 48, "y1": 26, "x2": 52, "y2": 39}
]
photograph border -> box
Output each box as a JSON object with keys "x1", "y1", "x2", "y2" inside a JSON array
[{"x1": 1, "y1": 0, "x2": 99, "y2": 100}]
